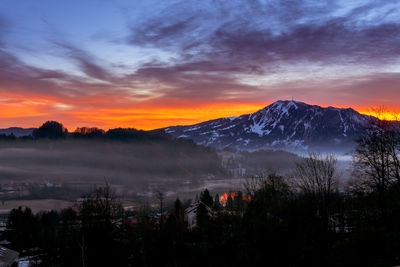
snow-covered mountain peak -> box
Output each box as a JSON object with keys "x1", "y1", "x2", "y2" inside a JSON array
[{"x1": 162, "y1": 100, "x2": 373, "y2": 152}]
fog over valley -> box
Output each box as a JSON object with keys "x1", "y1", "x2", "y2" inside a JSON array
[{"x1": 0, "y1": 137, "x2": 305, "y2": 200}]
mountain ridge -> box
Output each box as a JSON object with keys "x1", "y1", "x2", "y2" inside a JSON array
[
  {"x1": 163, "y1": 100, "x2": 373, "y2": 152},
  {"x1": 0, "y1": 127, "x2": 35, "y2": 137}
]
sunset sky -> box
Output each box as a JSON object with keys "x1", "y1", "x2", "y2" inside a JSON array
[{"x1": 0, "y1": 0, "x2": 399, "y2": 130}]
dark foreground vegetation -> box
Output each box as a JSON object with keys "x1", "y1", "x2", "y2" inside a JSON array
[
  {"x1": 5, "y1": 172, "x2": 400, "y2": 267},
  {"x1": 2, "y1": 118, "x2": 400, "y2": 266}
]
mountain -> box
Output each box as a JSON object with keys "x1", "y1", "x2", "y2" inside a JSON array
[
  {"x1": 163, "y1": 100, "x2": 372, "y2": 152},
  {"x1": 0, "y1": 127, "x2": 35, "y2": 137}
]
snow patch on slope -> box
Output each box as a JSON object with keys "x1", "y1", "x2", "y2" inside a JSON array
[{"x1": 249, "y1": 121, "x2": 265, "y2": 136}]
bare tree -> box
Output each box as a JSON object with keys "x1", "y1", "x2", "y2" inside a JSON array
[
  {"x1": 154, "y1": 190, "x2": 164, "y2": 223},
  {"x1": 352, "y1": 107, "x2": 400, "y2": 213},
  {"x1": 243, "y1": 175, "x2": 261, "y2": 198},
  {"x1": 79, "y1": 182, "x2": 124, "y2": 223},
  {"x1": 294, "y1": 152, "x2": 339, "y2": 228},
  {"x1": 77, "y1": 182, "x2": 124, "y2": 267},
  {"x1": 294, "y1": 153, "x2": 338, "y2": 197},
  {"x1": 244, "y1": 171, "x2": 290, "y2": 200}
]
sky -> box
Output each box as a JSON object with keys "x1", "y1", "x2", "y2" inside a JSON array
[{"x1": 0, "y1": 0, "x2": 399, "y2": 130}]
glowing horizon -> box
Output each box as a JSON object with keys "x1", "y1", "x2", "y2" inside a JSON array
[{"x1": 2, "y1": 99, "x2": 399, "y2": 131}]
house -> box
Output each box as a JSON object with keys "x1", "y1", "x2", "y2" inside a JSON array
[{"x1": 0, "y1": 246, "x2": 19, "y2": 267}]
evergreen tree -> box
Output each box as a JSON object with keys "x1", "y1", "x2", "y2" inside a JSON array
[
  {"x1": 213, "y1": 194, "x2": 222, "y2": 211},
  {"x1": 6, "y1": 207, "x2": 36, "y2": 250},
  {"x1": 226, "y1": 194, "x2": 234, "y2": 211},
  {"x1": 172, "y1": 198, "x2": 185, "y2": 225},
  {"x1": 196, "y1": 202, "x2": 210, "y2": 228},
  {"x1": 200, "y1": 188, "x2": 213, "y2": 207},
  {"x1": 233, "y1": 191, "x2": 245, "y2": 213}
]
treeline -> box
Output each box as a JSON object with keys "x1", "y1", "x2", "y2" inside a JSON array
[
  {"x1": 9, "y1": 120, "x2": 172, "y2": 142},
  {"x1": 0, "y1": 120, "x2": 177, "y2": 143}
]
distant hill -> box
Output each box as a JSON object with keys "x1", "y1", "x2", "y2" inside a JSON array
[
  {"x1": 163, "y1": 100, "x2": 374, "y2": 152},
  {"x1": 0, "y1": 127, "x2": 35, "y2": 137}
]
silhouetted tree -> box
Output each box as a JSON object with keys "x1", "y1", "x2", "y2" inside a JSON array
[
  {"x1": 0, "y1": 133, "x2": 16, "y2": 141},
  {"x1": 196, "y1": 202, "x2": 211, "y2": 228},
  {"x1": 6, "y1": 207, "x2": 36, "y2": 250},
  {"x1": 294, "y1": 153, "x2": 338, "y2": 229},
  {"x1": 200, "y1": 189, "x2": 213, "y2": 207},
  {"x1": 353, "y1": 111, "x2": 400, "y2": 216},
  {"x1": 245, "y1": 172, "x2": 291, "y2": 201},
  {"x1": 73, "y1": 127, "x2": 105, "y2": 138},
  {"x1": 213, "y1": 194, "x2": 222, "y2": 211},
  {"x1": 173, "y1": 198, "x2": 185, "y2": 224},
  {"x1": 78, "y1": 183, "x2": 124, "y2": 267},
  {"x1": 226, "y1": 194, "x2": 234, "y2": 211},
  {"x1": 233, "y1": 191, "x2": 246, "y2": 214},
  {"x1": 155, "y1": 190, "x2": 165, "y2": 224},
  {"x1": 295, "y1": 153, "x2": 338, "y2": 196},
  {"x1": 166, "y1": 198, "x2": 186, "y2": 230},
  {"x1": 33, "y1": 121, "x2": 68, "y2": 139}
]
